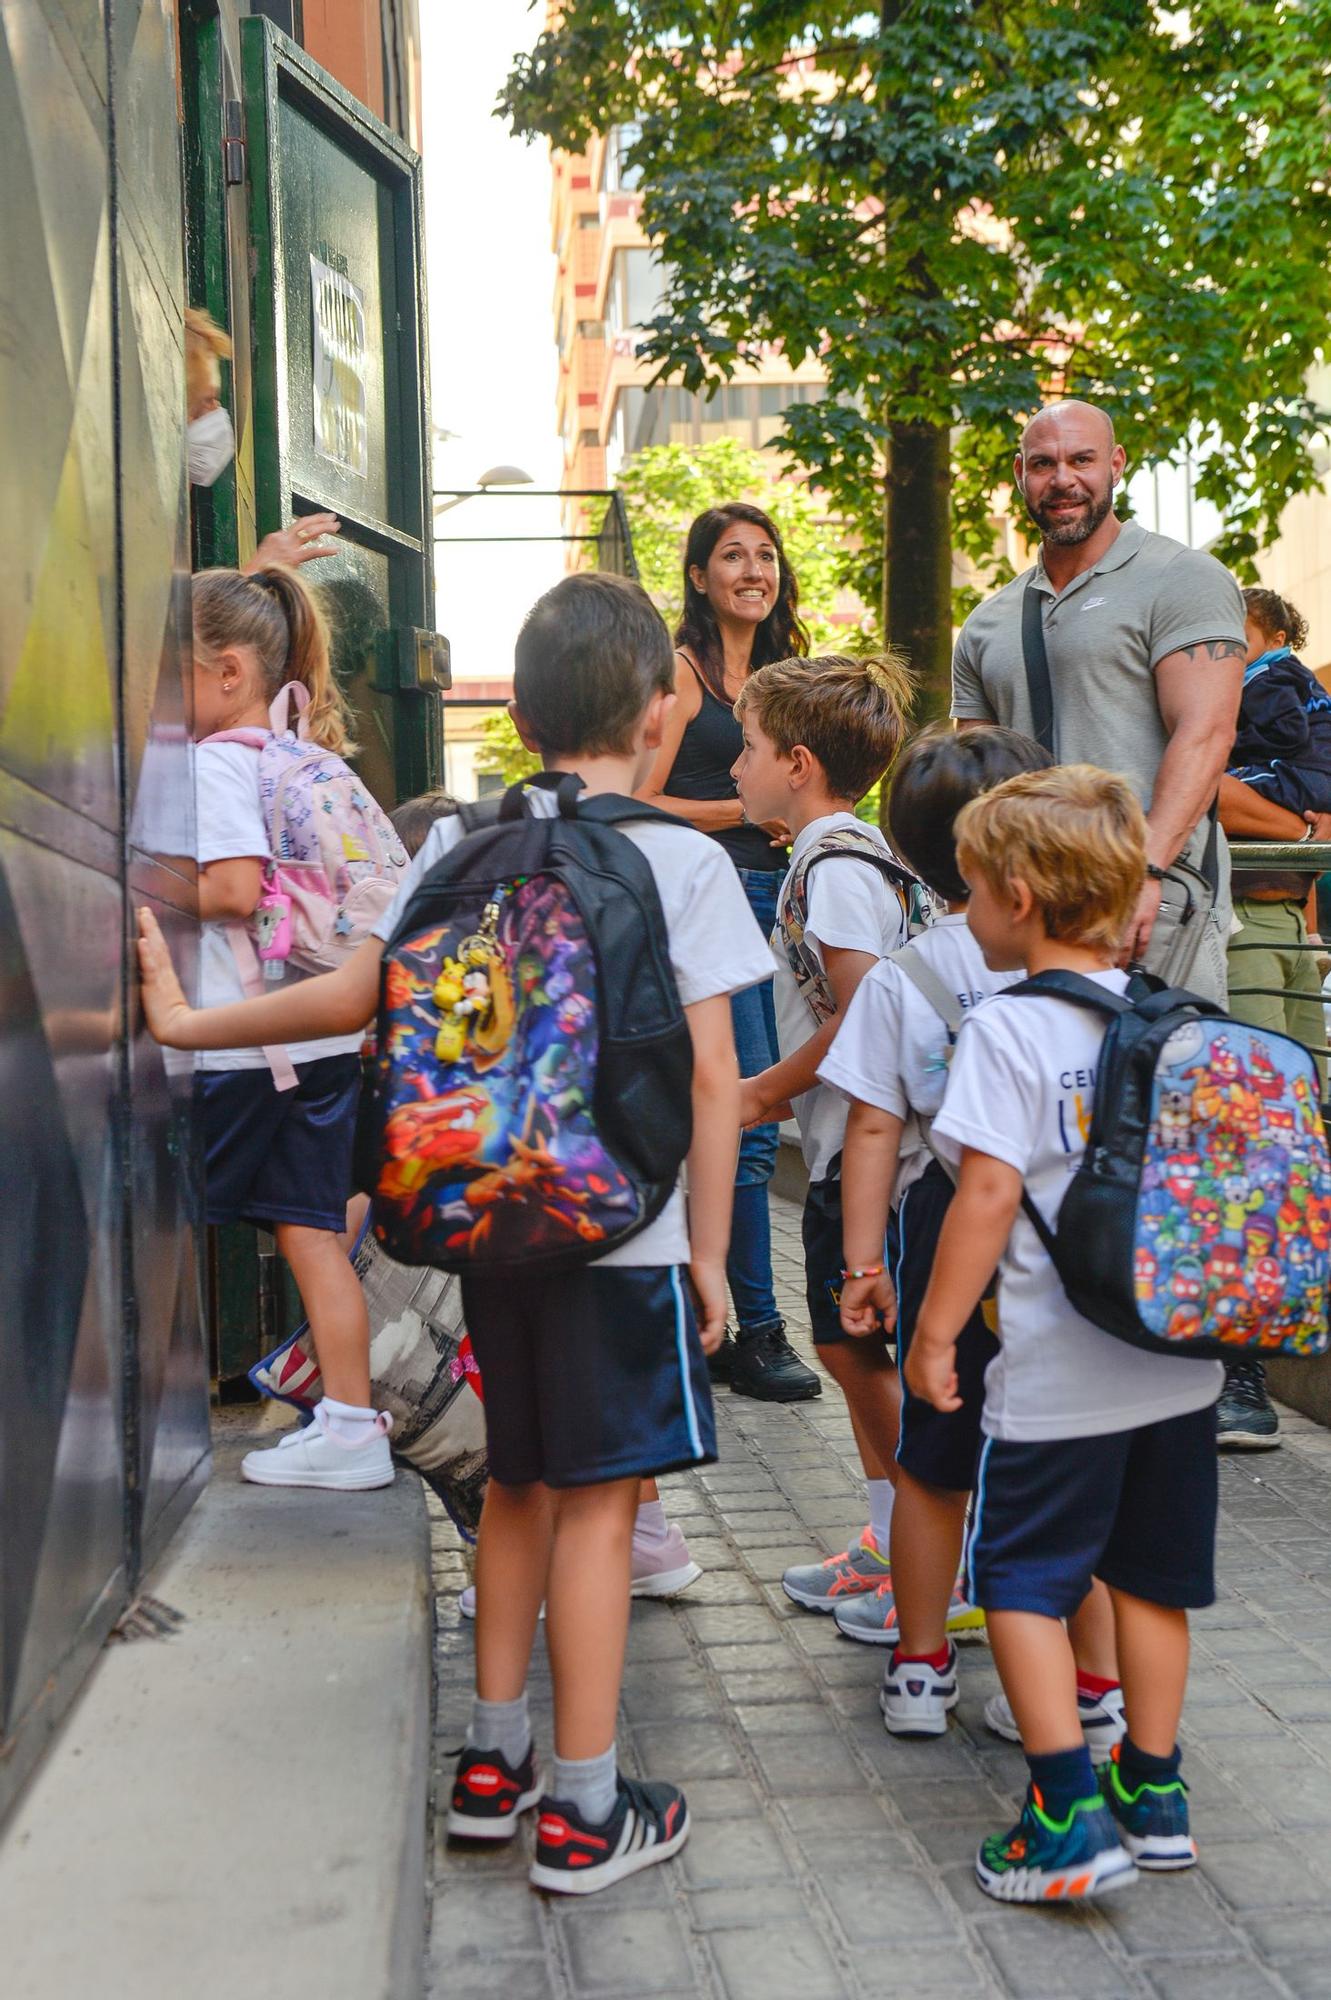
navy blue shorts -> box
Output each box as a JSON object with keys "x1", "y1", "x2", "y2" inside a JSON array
[
  {"x1": 802, "y1": 1173, "x2": 895, "y2": 1349},
  {"x1": 195, "y1": 1054, "x2": 360, "y2": 1233},
  {"x1": 967, "y1": 1402, "x2": 1219, "y2": 1619},
  {"x1": 895, "y1": 1163, "x2": 998, "y2": 1492},
  {"x1": 459, "y1": 1264, "x2": 718, "y2": 1489}
]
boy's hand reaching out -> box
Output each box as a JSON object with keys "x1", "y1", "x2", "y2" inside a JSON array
[
  {"x1": 688, "y1": 1255, "x2": 728, "y2": 1355},
  {"x1": 839, "y1": 1271, "x2": 896, "y2": 1339},
  {"x1": 137, "y1": 908, "x2": 194, "y2": 1046}
]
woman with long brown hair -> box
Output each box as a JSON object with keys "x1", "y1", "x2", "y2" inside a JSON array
[{"x1": 639, "y1": 502, "x2": 819, "y2": 1402}]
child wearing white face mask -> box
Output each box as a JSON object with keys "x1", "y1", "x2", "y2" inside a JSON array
[{"x1": 185, "y1": 305, "x2": 341, "y2": 567}]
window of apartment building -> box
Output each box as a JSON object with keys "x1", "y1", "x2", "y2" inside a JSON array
[
  {"x1": 614, "y1": 380, "x2": 823, "y2": 456},
  {"x1": 577, "y1": 320, "x2": 606, "y2": 341},
  {"x1": 602, "y1": 122, "x2": 644, "y2": 195},
  {"x1": 608, "y1": 247, "x2": 665, "y2": 333}
]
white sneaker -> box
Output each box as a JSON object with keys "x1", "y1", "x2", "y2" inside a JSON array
[
  {"x1": 985, "y1": 1684, "x2": 1127, "y2": 1757},
  {"x1": 880, "y1": 1644, "x2": 960, "y2": 1737},
  {"x1": 630, "y1": 1522, "x2": 702, "y2": 1599},
  {"x1": 458, "y1": 1585, "x2": 544, "y2": 1622},
  {"x1": 241, "y1": 1405, "x2": 395, "y2": 1490}
]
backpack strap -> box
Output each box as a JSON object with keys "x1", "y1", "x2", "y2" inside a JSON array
[
  {"x1": 198, "y1": 728, "x2": 269, "y2": 749},
  {"x1": 1005, "y1": 968, "x2": 1134, "y2": 1015},
  {"x1": 779, "y1": 828, "x2": 913, "y2": 1025},
  {"x1": 1021, "y1": 580, "x2": 1055, "y2": 755},
  {"x1": 221, "y1": 927, "x2": 299, "y2": 1091},
  {"x1": 890, "y1": 942, "x2": 966, "y2": 1033},
  {"x1": 268, "y1": 681, "x2": 311, "y2": 739}
]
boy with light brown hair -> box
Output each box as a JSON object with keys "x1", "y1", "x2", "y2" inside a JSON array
[{"x1": 731, "y1": 654, "x2": 922, "y2": 1610}]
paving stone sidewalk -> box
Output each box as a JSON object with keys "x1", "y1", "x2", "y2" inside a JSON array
[{"x1": 427, "y1": 1193, "x2": 1331, "y2": 2000}]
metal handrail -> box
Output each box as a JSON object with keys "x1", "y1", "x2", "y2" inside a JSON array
[{"x1": 1228, "y1": 840, "x2": 1331, "y2": 873}]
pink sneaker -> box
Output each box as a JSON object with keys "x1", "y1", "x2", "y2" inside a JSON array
[{"x1": 630, "y1": 1522, "x2": 702, "y2": 1599}]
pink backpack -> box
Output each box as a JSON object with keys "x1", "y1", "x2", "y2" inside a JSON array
[{"x1": 203, "y1": 682, "x2": 408, "y2": 1087}]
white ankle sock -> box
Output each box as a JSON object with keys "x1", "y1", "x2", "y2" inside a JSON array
[
  {"x1": 319, "y1": 1397, "x2": 379, "y2": 1445},
  {"x1": 635, "y1": 1499, "x2": 668, "y2": 1544},
  {"x1": 467, "y1": 1692, "x2": 531, "y2": 1767},
  {"x1": 866, "y1": 1479, "x2": 895, "y2": 1549},
  {"x1": 551, "y1": 1743, "x2": 617, "y2": 1825}
]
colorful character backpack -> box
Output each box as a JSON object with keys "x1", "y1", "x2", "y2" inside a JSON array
[
  {"x1": 1011, "y1": 971, "x2": 1331, "y2": 1359},
  {"x1": 778, "y1": 824, "x2": 920, "y2": 1024},
  {"x1": 367, "y1": 774, "x2": 692, "y2": 1272}
]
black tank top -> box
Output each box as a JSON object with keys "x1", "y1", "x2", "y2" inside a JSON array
[{"x1": 666, "y1": 653, "x2": 785, "y2": 870}]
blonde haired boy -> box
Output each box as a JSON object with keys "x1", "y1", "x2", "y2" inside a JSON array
[{"x1": 913, "y1": 765, "x2": 1222, "y2": 1904}]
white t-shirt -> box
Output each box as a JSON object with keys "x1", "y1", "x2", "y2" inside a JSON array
[
  {"x1": 371, "y1": 788, "x2": 774, "y2": 1266},
  {"x1": 772, "y1": 813, "x2": 908, "y2": 1184},
  {"x1": 931, "y1": 970, "x2": 1223, "y2": 1441},
  {"x1": 817, "y1": 914, "x2": 1022, "y2": 1204},
  {"x1": 194, "y1": 741, "x2": 365, "y2": 1072}
]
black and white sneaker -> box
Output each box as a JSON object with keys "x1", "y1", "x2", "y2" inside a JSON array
[
  {"x1": 446, "y1": 1743, "x2": 541, "y2": 1841},
  {"x1": 529, "y1": 1775, "x2": 689, "y2": 1894},
  {"x1": 1216, "y1": 1358, "x2": 1281, "y2": 1450}
]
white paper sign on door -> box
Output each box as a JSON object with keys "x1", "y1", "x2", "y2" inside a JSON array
[{"x1": 310, "y1": 254, "x2": 368, "y2": 479}]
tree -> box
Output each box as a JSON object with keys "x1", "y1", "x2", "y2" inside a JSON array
[
  {"x1": 615, "y1": 435, "x2": 850, "y2": 644},
  {"x1": 477, "y1": 436, "x2": 862, "y2": 783},
  {"x1": 502, "y1": 2, "x2": 1331, "y2": 715}
]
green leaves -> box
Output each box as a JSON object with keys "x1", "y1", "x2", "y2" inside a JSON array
[{"x1": 504, "y1": 0, "x2": 1331, "y2": 697}]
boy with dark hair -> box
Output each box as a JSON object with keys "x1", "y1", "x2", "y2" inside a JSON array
[
  {"x1": 731, "y1": 654, "x2": 919, "y2": 1609},
  {"x1": 137, "y1": 571, "x2": 775, "y2": 1895},
  {"x1": 910, "y1": 764, "x2": 1222, "y2": 1903},
  {"x1": 830, "y1": 728, "x2": 1125, "y2": 1752},
  {"x1": 826, "y1": 727, "x2": 1052, "y2": 1678}
]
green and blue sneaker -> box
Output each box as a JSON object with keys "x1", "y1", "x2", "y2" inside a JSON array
[
  {"x1": 975, "y1": 1787, "x2": 1137, "y2": 1904},
  {"x1": 1099, "y1": 1745, "x2": 1197, "y2": 1871}
]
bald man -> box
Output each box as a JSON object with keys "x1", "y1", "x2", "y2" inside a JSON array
[{"x1": 951, "y1": 400, "x2": 1245, "y2": 1003}]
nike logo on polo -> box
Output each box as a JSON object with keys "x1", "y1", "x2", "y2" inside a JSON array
[{"x1": 1081, "y1": 596, "x2": 1107, "y2": 610}]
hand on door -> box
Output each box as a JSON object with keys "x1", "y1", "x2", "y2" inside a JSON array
[{"x1": 244, "y1": 512, "x2": 341, "y2": 572}]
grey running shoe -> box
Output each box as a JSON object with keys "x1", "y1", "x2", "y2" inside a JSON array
[{"x1": 781, "y1": 1529, "x2": 891, "y2": 1611}]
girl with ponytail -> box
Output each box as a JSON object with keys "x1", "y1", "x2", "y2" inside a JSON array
[{"x1": 190, "y1": 563, "x2": 393, "y2": 1492}]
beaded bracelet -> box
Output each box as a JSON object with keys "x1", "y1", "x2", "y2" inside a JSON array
[{"x1": 841, "y1": 1264, "x2": 884, "y2": 1281}]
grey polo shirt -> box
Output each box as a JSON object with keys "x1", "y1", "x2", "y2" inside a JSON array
[{"x1": 951, "y1": 520, "x2": 1245, "y2": 868}]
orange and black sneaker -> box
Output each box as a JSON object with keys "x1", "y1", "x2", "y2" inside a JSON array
[
  {"x1": 446, "y1": 1742, "x2": 541, "y2": 1841},
  {"x1": 529, "y1": 1775, "x2": 689, "y2": 1896},
  {"x1": 975, "y1": 1785, "x2": 1137, "y2": 1904}
]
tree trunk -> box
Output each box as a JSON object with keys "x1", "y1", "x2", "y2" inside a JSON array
[{"x1": 884, "y1": 419, "x2": 953, "y2": 729}]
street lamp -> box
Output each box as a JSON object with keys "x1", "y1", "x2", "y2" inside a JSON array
[{"x1": 433, "y1": 465, "x2": 535, "y2": 515}]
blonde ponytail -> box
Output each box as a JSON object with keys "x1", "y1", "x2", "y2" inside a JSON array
[{"x1": 192, "y1": 564, "x2": 357, "y2": 755}]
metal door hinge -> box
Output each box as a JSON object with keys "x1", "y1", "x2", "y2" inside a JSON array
[{"x1": 223, "y1": 100, "x2": 246, "y2": 186}]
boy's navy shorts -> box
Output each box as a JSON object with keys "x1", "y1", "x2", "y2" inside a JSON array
[
  {"x1": 802, "y1": 1173, "x2": 895, "y2": 1349},
  {"x1": 195, "y1": 1053, "x2": 360, "y2": 1233},
  {"x1": 967, "y1": 1402, "x2": 1219, "y2": 1619},
  {"x1": 459, "y1": 1264, "x2": 718, "y2": 1489},
  {"x1": 895, "y1": 1162, "x2": 998, "y2": 1492}
]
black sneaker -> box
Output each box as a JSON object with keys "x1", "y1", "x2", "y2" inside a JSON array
[
  {"x1": 1216, "y1": 1358, "x2": 1281, "y2": 1451},
  {"x1": 446, "y1": 1742, "x2": 541, "y2": 1841},
  {"x1": 730, "y1": 1322, "x2": 822, "y2": 1402},
  {"x1": 706, "y1": 1330, "x2": 737, "y2": 1384},
  {"x1": 529, "y1": 1775, "x2": 690, "y2": 1895}
]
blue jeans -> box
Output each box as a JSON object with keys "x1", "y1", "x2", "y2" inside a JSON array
[{"x1": 729, "y1": 867, "x2": 783, "y2": 1335}]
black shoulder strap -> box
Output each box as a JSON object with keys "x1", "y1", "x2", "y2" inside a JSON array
[
  {"x1": 802, "y1": 843, "x2": 915, "y2": 893},
  {"x1": 1021, "y1": 580, "x2": 1055, "y2": 755},
  {"x1": 574, "y1": 793, "x2": 694, "y2": 832},
  {"x1": 1006, "y1": 968, "x2": 1133, "y2": 1017},
  {"x1": 456, "y1": 795, "x2": 504, "y2": 834}
]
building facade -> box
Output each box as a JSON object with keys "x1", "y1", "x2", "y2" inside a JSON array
[
  {"x1": 0, "y1": 0, "x2": 431, "y2": 1826},
  {"x1": 549, "y1": 126, "x2": 829, "y2": 548}
]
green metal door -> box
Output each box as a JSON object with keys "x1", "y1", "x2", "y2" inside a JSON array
[{"x1": 241, "y1": 16, "x2": 442, "y2": 809}]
